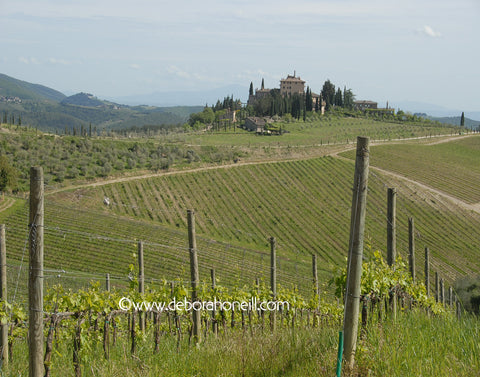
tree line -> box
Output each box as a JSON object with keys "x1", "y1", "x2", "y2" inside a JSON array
[{"x1": 248, "y1": 79, "x2": 355, "y2": 119}]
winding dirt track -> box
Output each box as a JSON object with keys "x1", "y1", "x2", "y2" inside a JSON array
[{"x1": 43, "y1": 133, "x2": 480, "y2": 214}]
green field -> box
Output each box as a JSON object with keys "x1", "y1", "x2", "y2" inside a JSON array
[
  {"x1": 2, "y1": 151, "x2": 479, "y2": 301},
  {"x1": 183, "y1": 115, "x2": 463, "y2": 147},
  {"x1": 341, "y1": 135, "x2": 480, "y2": 204},
  {"x1": 0, "y1": 118, "x2": 476, "y2": 299},
  {"x1": 1, "y1": 118, "x2": 479, "y2": 376},
  {"x1": 3, "y1": 308, "x2": 479, "y2": 376}
]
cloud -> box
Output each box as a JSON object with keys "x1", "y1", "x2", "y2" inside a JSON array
[
  {"x1": 19, "y1": 57, "x2": 40, "y2": 64},
  {"x1": 167, "y1": 65, "x2": 191, "y2": 79},
  {"x1": 129, "y1": 63, "x2": 140, "y2": 70},
  {"x1": 48, "y1": 57, "x2": 71, "y2": 65},
  {"x1": 417, "y1": 25, "x2": 442, "y2": 38}
]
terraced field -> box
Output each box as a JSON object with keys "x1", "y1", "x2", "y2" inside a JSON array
[
  {"x1": 8, "y1": 154, "x2": 473, "y2": 296},
  {"x1": 183, "y1": 116, "x2": 464, "y2": 147},
  {"x1": 342, "y1": 135, "x2": 480, "y2": 204},
  {"x1": 1, "y1": 129, "x2": 479, "y2": 302}
]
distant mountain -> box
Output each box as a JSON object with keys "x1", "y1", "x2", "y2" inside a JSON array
[
  {"x1": 0, "y1": 73, "x2": 66, "y2": 102},
  {"x1": 393, "y1": 100, "x2": 480, "y2": 122},
  {"x1": 61, "y1": 92, "x2": 118, "y2": 108},
  {"x1": 427, "y1": 116, "x2": 480, "y2": 130},
  {"x1": 110, "y1": 84, "x2": 249, "y2": 107},
  {"x1": 0, "y1": 73, "x2": 201, "y2": 132}
]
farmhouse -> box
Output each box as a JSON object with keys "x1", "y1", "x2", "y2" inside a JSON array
[
  {"x1": 311, "y1": 92, "x2": 326, "y2": 115},
  {"x1": 244, "y1": 116, "x2": 275, "y2": 134},
  {"x1": 354, "y1": 100, "x2": 378, "y2": 111},
  {"x1": 354, "y1": 100, "x2": 395, "y2": 116}
]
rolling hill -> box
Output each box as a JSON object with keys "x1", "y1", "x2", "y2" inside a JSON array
[
  {"x1": 0, "y1": 73, "x2": 66, "y2": 102},
  {"x1": 0, "y1": 73, "x2": 202, "y2": 132},
  {"x1": 1, "y1": 133, "x2": 479, "y2": 302}
]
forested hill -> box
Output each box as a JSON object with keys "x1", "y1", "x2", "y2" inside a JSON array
[
  {"x1": 0, "y1": 73, "x2": 66, "y2": 102},
  {"x1": 0, "y1": 73, "x2": 201, "y2": 132}
]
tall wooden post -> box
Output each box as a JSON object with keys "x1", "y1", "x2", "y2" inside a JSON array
[
  {"x1": 387, "y1": 188, "x2": 397, "y2": 267},
  {"x1": 312, "y1": 254, "x2": 319, "y2": 298},
  {"x1": 424, "y1": 247, "x2": 430, "y2": 296},
  {"x1": 0, "y1": 224, "x2": 7, "y2": 365},
  {"x1": 435, "y1": 272, "x2": 439, "y2": 303},
  {"x1": 29, "y1": 167, "x2": 44, "y2": 377},
  {"x1": 270, "y1": 236, "x2": 276, "y2": 331},
  {"x1": 343, "y1": 136, "x2": 370, "y2": 371},
  {"x1": 187, "y1": 210, "x2": 201, "y2": 344},
  {"x1": 449, "y1": 286, "x2": 453, "y2": 307},
  {"x1": 440, "y1": 278, "x2": 445, "y2": 307},
  {"x1": 105, "y1": 273, "x2": 110, "y2": 292},
  {"x1": 138, "y1": 241, "x2": 145, "y2": 332},
  {"x1": 408, "y1": 217, "x2": 415, "y2": 282},
  {"x1": 211, "y1": 268, "x2": 217, "y2": 336}
]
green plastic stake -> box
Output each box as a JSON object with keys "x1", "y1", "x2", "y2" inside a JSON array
[{"x1": 336, "y1": 330, "x2": 344, "y2": 377}]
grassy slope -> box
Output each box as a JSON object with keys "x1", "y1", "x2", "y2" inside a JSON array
[
  {"x1": 183, "y1": 115, "x2": 463, "y2": 147},
  {"x1": 5, "y1": 310, "x2": 480, "y2": 376},
  {"x1": 343, "y1": 135, "x2": 480, "y2": 204},
  {"x1": 0, "y1": 118, "x2": 476, "y2": 301},
  {"x1": 3, "y1": 155, "x2": 479, "y2": 301}
]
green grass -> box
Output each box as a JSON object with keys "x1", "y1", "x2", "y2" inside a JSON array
[
  {"x1": 356, "y1": 310, "x2": 480, "y2": 376},
  {"x1": 341, "y1": 135, "x2": 480, "y2": 204},
  {"x1": 184, "y1": 116, "x2": 463, "y2": 147},
  {"x1": 2, "y1": 310, "x2": 479, "y2": 376}
]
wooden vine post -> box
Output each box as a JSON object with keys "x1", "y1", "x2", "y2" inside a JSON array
[
  {"x1": 29, "y1": 167, "x2": 44, "y2": 377},
  {"x1": 343, "y1": 136, "x2": 370, "y2": 371},
  {"x1": 440, "y1": 278, "x2": 445, "y2": 307},
  {"x1": 0, "y1": 224, "x2": 7, "y2": 365},
  {"x1": 387, "y1": 188, "x2": 397, "y2": 267},
  {"x1": 187, "y1": 210, "x2": 201, "y2": 345},
  {"x1": 138, "y1": 241, "x2": 145, "y2": 332},
  {"x1": 408, "y1": 217, "x2": 415, "y2": 282},
  {"x1": 312, "y1": 253, "x2": 319, "y2": 326},
  {"x1": 387, "y1": 188, "x2": 397, "y2": 319},
  {"x1": 424, "y1": 247, "x2": 430, "y2": 296},
  {"x1": 312, "y1": 254, "x2": 319, "y2": 299},
  {"x1": 211, "y1": 268, "x2": 218, "y2": 336},
  {"x1": 103, "y1": 314, "x2": 110, "y2": 360},
  {"x1": 270, "y1": 236, "x2": 277, "y2": 332}
]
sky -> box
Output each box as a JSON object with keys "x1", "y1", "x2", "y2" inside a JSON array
[{"x1": 1, "y1": 0, "x2": 479, "y2": 114}]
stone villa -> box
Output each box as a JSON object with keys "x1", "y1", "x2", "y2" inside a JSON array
[{"x1": 248, "y1": 72, "x2": 325, "y2": 114}]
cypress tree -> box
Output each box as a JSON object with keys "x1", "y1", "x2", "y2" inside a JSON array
[
  {"x1": 249, "y1": 82, "x2": 254, "y2": 96},
  {"x1": 460, "y1": 112, "x2": 465, "y2": 126}
]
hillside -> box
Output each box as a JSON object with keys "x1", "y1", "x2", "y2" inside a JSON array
[
  {"x1": 61, "y1": 92, "x2": 118, "y2": 108},
  {"x1": 427, "y1": 115, "x2": 480, "y2": 129},
  {"x1": 0, "y1": 73, "x2": 201, "y2": 132},
  {"x1": 1, "y1": 132, "x2": 479, "y2": 302},
  {"x1": 341, "y1": 135, "x2": 480, "y2": 205},
  {"x1": 0, "y1": 73, "x2": 66, "y2": 102}
]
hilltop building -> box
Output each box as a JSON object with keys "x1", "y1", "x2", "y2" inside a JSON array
[
  {"x1": 354, "y1": 100, "x2": 394, "y2": 116},
  {"x1": 354, "y1": 100, "x2": 378, "y2": 111},
  {"x1": 280, "y1": 71, "x2": 305, "y2": 96},
  {"x1": 248, "y1": 79, "x2": 271, "y2": 105},
  {"x1": 248, "y1": 72, "x2": 324, "y2": 113}
]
